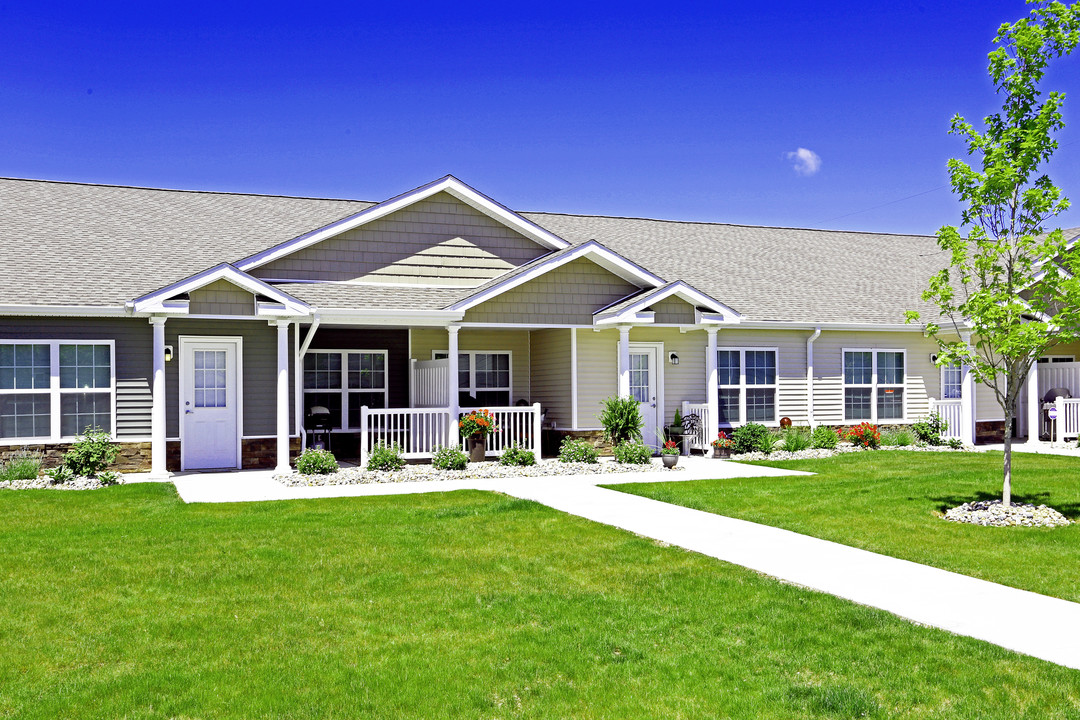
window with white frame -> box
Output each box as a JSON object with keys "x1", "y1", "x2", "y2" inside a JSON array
[
  {"x1": 941, "y1": 362, "x2": 962, "y2": 400},
  {"x1": 1037, "y1": 355, "x2": 1075, "y2": 364},
  {"x1": 0, "y1": 341, "x2": 114, "y2": 441},
  {"x1": 303, "y1": 350, "x2": 388, "y2": 429},
  {"x1": 844, "y1": 349, "x2": 905, "y2": 422},
  {"x1": 716, "y1": 348, "x2": 778, "y2": 425},
  {"x1": 433, "y1": 351, "x2": 512, "y2": 407}
]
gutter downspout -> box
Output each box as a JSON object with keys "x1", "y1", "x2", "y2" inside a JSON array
[{"x1": 806, "y1": 327, "x2": 822, "y2": 428}]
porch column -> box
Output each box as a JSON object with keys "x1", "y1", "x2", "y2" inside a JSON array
[
  {"x1": 448, "y1": 325, "x2": 460, "y2": 446},
  {"x1": 960, "y1": 364, "x2": 976, "y2": 447},
  {"x1": 275, "y1": 319, "x2": 292, "y2": 473},
  {"x1": 617, "y1": 325, "x2": 631, "y2": 397},
  {"x1": 150, "y1": 316, "x2": 168, "y2": 477},
  {"x1": 705, "y1": 327, "x2": 718, "y2": 444},
  {"x1": 1026, "y1": 359, "x2": 1041, "y2": 443}
]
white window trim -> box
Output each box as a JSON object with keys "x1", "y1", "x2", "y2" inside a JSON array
[
  {"x1": 716, "y1": 346, "x2": 780, "y2": 427},
  {"x1": 0, "y1": 339, "x2": 116, "y2": 445},
  {"x1": 940, "y1": 362, "x2": 963, "y2": 400},
  {"x1": 303, "y1": 349, "x2": 389, "y2": 430},
  {"x1": 1037, "y1": 355, "x2": 1076, "y2": 363},
  {"x1": 432, "y1": 349, "x2": 514, "y2": 404},
  {"x1": 843, "y1": 347, "x2": 907, "y2": 423}
]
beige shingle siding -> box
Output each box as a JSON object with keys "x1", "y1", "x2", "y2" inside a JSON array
[
  {"x1": 409, "y1": 328, "x2": 531, "y2": 403},
  {"x1": 529, "y1": 329, "x2": 572, "y2": 428},
  {"x1": 188, "y1": 279, "x2": 255, "y2": 316},
  {"x1": 251, "y1": 193, "x2": 548, "y2": 286},
  {"x1": 463, "y1": 257, "x2": 640, "y2": 324},
  {"x1": 649, "y1": 296, "x2": 696, "y2": 324}
]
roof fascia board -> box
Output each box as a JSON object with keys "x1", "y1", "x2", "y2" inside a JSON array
[
  {"x1": 234, "y1": 176, "x2": 570, "y2": 273},
  {"x1": 132, "y1": 263, "x2": 309, "y2": 315},
  {"x1": 446, "y1": 241, "x2": 665, "y2": 313}
]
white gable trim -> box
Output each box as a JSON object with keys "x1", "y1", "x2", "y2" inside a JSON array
[
  {"x1": 131, "y1": 263, "x2": 310, "y2": 316},
  {"x1": 444, "y1": 240, "x2": 665, "y2": 313},
  {"x1": 594, "y1": 281, "x2": 741, "y2": 325},
  {"x1": 234, "y1": 175, "x2": 570, "y2": 273}
]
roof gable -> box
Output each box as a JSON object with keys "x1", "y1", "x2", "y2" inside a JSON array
[
  {"x1": 132, "y1": 263, "x2": 309, "y2": 316},
  {"x1": 594, "y1": 281, "x2": 741, "y2": 326}
]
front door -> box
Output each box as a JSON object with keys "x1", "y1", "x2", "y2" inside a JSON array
[
  {"x1": 629, "y1": 346, "x2": 660, "y2": 450},
  {"x1": 182, "y1": 339, "x2": 239, "y2": 470}
]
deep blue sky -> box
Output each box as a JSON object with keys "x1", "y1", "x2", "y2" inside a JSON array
[{"x1": 2, "y1": 1, "x2": 1078, "y2": 235}]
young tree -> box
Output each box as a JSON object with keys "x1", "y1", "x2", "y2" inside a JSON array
[{"x1": 909, "y1": 1, "x2": 1080, "y2": 506}]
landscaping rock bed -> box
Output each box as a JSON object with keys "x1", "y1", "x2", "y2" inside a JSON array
[
  {"x1": 0, "y1": 475, "x2": 126, "y2": 491},
  {"x1": 943, "y1": 500, "x2": 1072, "y2": 528},
  {"x1": 730, "y1": 444, "x2": 971, "y2": 462},
  {"x1": 279, "y1": 459, "x2": 681, "y2": 486}
]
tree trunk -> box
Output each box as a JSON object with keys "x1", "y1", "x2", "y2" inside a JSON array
[{"x1": 1002, "y1": 415, "x2": 1013, "y2": 507}]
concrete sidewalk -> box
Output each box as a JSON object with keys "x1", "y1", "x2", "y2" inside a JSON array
[{"x1": 167, "y1": 457, "x2": 1080, "y2": 671}]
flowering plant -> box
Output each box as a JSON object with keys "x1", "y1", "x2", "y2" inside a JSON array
[
  {"x1": 459, "y1": 409, "x2": 499, "y2": 438},
  {"x1": 660, "y1": 439, "x2": 680, "y2": 456},
  {"x1": 711, "y1": 431, "x2": 733, "y2": 449},
  {"x1": 844, "y1": 422, "x2": 881, "y2": 449}
]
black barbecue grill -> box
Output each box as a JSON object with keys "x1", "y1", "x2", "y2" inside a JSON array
[{"x1": 307, "y1": 406, "x2": 334, "y2": 451}]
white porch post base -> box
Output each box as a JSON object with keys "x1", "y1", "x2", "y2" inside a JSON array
[
  {"x1": 617, "y1": 326, "x2": 631, "y2": 397},
  {"x1": 275, "y1": 319, "x2": 292, "y2": 473},
  {"x1": 149, "y1": 316, "x2": 169, "y2": 478}
]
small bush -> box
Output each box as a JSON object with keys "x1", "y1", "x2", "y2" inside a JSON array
[
  {"x1": 97, "y1": 470, "x2": 122, "y2": 485},
  {"x1": 811, "y1": 425, "x2": 839, "y2": 449},
  {"x1": 296, "y1": 448, "x2": 339, "y2": 475},
  {"x1": 945, "y1": 437, "x2": 964, "y2": 450},
  {"x1": 880, "y1": 427, "x2": 915, "y2": 447},
  {"x1": 499, "y1": 445, "x2": 536, "y2": 467},
  {"x1": 0, "y1": 450, "x2": 42, "y2": 482},
  {"x1": 44, "y1": 465, "x2": 76, "y2": 485},
  {"x1": 367, "y1": 442, "x2": 406, "y2": 471},
  {"x1": 780, "y1": 426, "x2": 812, "y2": 452},
  {"x1": 731, "y1": 423, "x2": 773, "y2": 454},
  {"x1": 62, "y1": 429, "x2": 119, "y2": 478},
  {"x1": 912, "y1": 413, "x2": 948, "y2": 445},
  {"x1": 845, "y1": 422, "x2": 881, "y2": 449},
  {"x1": 433, "y1": 445, "x2": 469, "y2": 470},
  {"x1": 613, "y1": 440, "x2": 652, "y2": 464},
  {"x1": 558, "y1": 437, "x2": 599, "y2": 464},
  {"x1": 599, "y1": 396, "x2": 644, "y2": 446}
]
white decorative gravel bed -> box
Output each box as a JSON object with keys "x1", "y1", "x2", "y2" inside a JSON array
[
  {"x1": 944, "y1": 499, "x2": 1072, "y2": 528},
  {"x1": 0, "y1": 476, "x2": 126, "y2": 491},
  {"x1": 278, "y1": 458, "x2": 682, "y2": 487},
  {"x1": 728, "y1": 443, "x2": 971, "y2": 462}
]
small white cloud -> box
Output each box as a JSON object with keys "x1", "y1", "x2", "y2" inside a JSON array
[{"x1": 786, "y1": 147, "x2": 821, "y2": 176}]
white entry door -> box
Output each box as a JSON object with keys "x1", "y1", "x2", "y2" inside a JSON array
[
  {"x1": 629, "y1": 346, "x2": 661, "y2": 451},
  {"x1": 181, "y1": 339, "x2": 239, "y2": 470}
]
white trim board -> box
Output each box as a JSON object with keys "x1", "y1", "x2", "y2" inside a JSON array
[
  {"x1": 132, "y1": 263, "x2": 309, "y2": 316},
  {"x1": 595, "y1": 281, "x2": 741, "y2": 325}
]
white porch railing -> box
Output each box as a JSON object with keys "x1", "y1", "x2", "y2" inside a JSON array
[
  {"x1": 458, "y1": 404, "x2": 543, "y2": 458},
  {"x1": 1052, "y1": 397, "x2": 1080, "y2": 443},
  {"x1": 681, "y1": 401, "x2": 709, "y2": 451},
  {"x1": 928, "y1": 398, "x2": 962, "y2": 440},
  {"x1": 358, "y1": 404, "x2": 542, "y2": 466},
  {"x1": 410, "y1": 358, "x2": 450, "y2": 408}
]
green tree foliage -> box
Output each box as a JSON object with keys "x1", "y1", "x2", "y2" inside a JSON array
[{"x1": 909, "y1": 1, "x2": 1080, "y2": 505}]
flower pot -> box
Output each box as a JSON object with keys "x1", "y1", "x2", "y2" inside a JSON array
[
  {"x1": 662, "y1": 454, "x2": 678, "y2": 468},
  {"x1": 712, "y1": 447, "x2": 731, "y2": 459},
  {"x1": 468, "y1": 434, "x2": 487, "y2": 463}
]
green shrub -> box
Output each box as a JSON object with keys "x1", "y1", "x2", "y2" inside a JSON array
[
  {"x1": 62, "y1": 429, "x2": 119, "y2": 478},
  {"x1": 433, "y1": 445, "x2": 469, "y2": 470},
  {"x1": 731, "y1": 423, "x2": 773, "y2": 454},
  {"x1": 880, "y1": 427, "x2": 915, "y2": 447},
  {"x1": 811, "y1": 425, "x2": 839, "y2": 449},
  {"x1": 97, "y1": 470, "x2": 122, "y2": 485},
  {"x1": 599, "y1": 396, "x2": 644, "y2": 446},
  {"x1": 780, "y1": 426, "x2": 812, "y2": 452},
  {"x1": 295, "y1": 448, "x2": 339, "y2": 475},
  {"x1": 367, "y1": 442, "x2": 406, "y2": 471},
  {"x1": 558, "y1": 437, "x2": 599, "y2": 464},
  {"x1": 44, "y1": 465, "x2": 75, "y2": 485},
  {"x1": 499, "y1": 445, "x2": 536, "y2": 467},
  {"x1": 613, "y1": 440, "x2": 652, "y2": 464},
  {"x1": 945, "y1": 437, "x2": 964, "y2": 450},
  {"x1": 0, "y1": 450, "x2": 42, "y2": 482},
  {"x1": 845, "y1": 422, "x2": 881, "y2": 449},
  {"x1": 912, "y1": 413, "x2": 948, "y2": 445}
]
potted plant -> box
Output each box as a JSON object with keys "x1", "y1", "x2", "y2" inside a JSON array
[
  {"x1": 459, "y1": 409, "x2": 499, "y2": 462},
  {"x1": 711, "y1": 431, "x2": 733, "y2": 459},
  {"x1": 660, "y1": 439, "x2": 680, "y2": 467},
  {"x1": 665, "y1": 408, "x2": 686, "y2": 441}
]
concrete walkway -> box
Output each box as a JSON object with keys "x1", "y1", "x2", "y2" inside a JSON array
[{"x1": 168, "y1": 458, "x2": 1080, "y2": 671}]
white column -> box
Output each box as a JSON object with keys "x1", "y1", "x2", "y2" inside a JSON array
[
  {"x1": 1055, "y1": 395, "x2": 1066, "y2": 445},
  {"x1": 617, "y1": 325, "x2": 631, "y2": 397},
  {"x1": 960, "y1": 363, "x2": 976, "y2": 446},
  {"x1": 447, "y1": 325, "x2": 460, "y2": 447},
  {"x1": 705, "y1": 327, "x2": 719, "y2": 444},
  {"x1": 150, "y1": 316, "x2": 168, "y2": 477},
  {"x1": 1027, "y1": 360, "x2": 1041, "y2": 443},
  {"x1": 275, "y1": 319, "x2": 291, "y2": 473}
]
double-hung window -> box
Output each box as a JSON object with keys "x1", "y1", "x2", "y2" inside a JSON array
[
  {"x1": 941, "y1": 363, "x2": 962, "y2": 400},
  {"x1": 0, "y1": 340, "x2": 114, "y2": 441},
  {"x1": 303, "y1": 350, "x2": 388, "y2": 429},
  {"x1": 716, "y1": 348, "x2": 778, "y2": 425},
  {"x1": 844, "y1": 349, "x2": 905, "y2": 422},
  {"x1": 433, "y1": 351, "x2": 512, "y2": 407}
]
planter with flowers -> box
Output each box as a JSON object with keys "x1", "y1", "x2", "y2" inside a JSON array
[
  {"x1": 660, "y1": 439, "x2": 680, "y2": 467},
  {"x1": 459, "y1": 409, "x2": 499, "y2": 462},
  {"x1": 711, "y1": 431, "x2": 733, "y2": 458}
]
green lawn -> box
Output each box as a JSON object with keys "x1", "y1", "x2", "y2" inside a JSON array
[
  {"x1": 1, "y1": 483, "x2": 1078, "y2": 718},
  {"x1": 610, "y1": 451, "x2": 1080, "y2": 603}
]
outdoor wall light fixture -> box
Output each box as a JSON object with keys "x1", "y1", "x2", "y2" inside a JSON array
[
  {"x1": 669, "y1": 352, "x2": 679, "y2": 365},
  {"x1": 164, "y1": 345, "x2": 174, "y2": 362}
]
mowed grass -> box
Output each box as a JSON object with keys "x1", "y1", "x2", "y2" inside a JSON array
[
  {"x1": 611, "y1": 451, "x2": 1080, "y2": 603},
  {"x1": 0, "y1": 483, "x2": 1078, "y2": 718}
]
